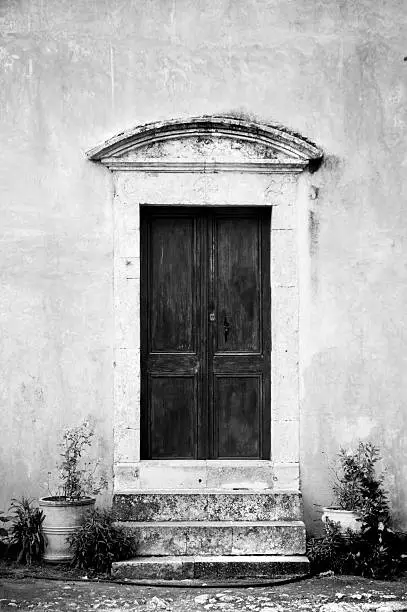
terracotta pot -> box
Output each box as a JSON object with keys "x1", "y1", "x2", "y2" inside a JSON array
[
  {"x1": 322, "y1": 507, "x2": 361, "y2": 533},
  {"x1": 39, "y1": 496, "x2": 95, "y2": 563}
]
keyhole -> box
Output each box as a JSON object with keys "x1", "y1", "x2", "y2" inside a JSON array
[{"x1": 224, "y1": 314, "x2": 230, "y2": 343}]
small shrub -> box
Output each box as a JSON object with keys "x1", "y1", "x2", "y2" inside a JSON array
[
  {"x1": 307, "y1": 519, "x2": 351, "y2": 574},
  {"x1": 9, "y1": 497, "x2": 45, "y2": 565},
  {"x1": 68, "y1": 508, "x2": 136, "y2": 574},
  {"x1": 47, "y1": 421, "x2": 108, "y2": 501},
  {"x1": 332, "y1": 441, "x2": 389, "y2": 515}
]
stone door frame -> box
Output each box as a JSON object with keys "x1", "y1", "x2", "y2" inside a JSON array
[{"x1": 86, "y1": 116, "x2": 323, "y2": 492}]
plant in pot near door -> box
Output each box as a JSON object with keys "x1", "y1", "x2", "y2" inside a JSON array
[
  {"x1": 322, "y1": 441, "x2": 386, "y2": 533},
  {"x1": 39, "y1": 421, "x2": 107, "y2": 563}
]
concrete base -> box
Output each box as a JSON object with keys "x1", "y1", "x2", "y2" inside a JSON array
[{"x1": 112, "y1": 555, "x2": 310, "y2": 581}]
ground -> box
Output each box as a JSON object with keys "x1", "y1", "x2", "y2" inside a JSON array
[{"x1": 1, "y1": 570, "x2": 407, "y2": 612}]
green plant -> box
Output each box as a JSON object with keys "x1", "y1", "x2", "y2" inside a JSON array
[
  {"x1": 332, "y1": 441, "x2": 389, "y2": 518},
  {"x1": 9, "y1": 497, "x2": 45, "y2": 565},
  {"x1": 68, "y1": 509, "x2": 136, "y2": 574},
  {"x1": 48, "y1": 421, "x2": 108, "y2": 501}
]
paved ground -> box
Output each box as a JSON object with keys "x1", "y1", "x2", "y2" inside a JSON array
[{"x1": 0, "y1": 574, "x2": 407, "y2": 612}]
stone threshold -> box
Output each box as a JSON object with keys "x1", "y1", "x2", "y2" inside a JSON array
[{"x1": 114, "y1": 460, "x2": 300, "y2": 491}]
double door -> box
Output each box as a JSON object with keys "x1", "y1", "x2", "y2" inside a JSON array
[{"x1": 140, "y1": 206, "x2": 271, "y2": 460}]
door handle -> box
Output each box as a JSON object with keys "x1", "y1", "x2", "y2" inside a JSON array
[{"x1": 223, "y1": 314, "x2": 230, "y2": 343}]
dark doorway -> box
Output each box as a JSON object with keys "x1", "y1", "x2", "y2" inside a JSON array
[{"x1": 140, "y1": 206, "x2": 271, "y2": 460}]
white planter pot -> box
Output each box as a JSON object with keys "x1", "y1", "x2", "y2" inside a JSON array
[
  {"x1": 322, "y1": 507, "x2": 361, "y2": 533},
  {"x1": 39, "y1": 497, "x2": 95, "y2": 563}
]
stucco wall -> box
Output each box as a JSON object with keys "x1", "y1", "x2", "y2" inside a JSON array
[{"x1": 1, "y1": 0, "x2": 406, "y2": 530}]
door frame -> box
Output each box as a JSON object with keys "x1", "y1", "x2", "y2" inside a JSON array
[{"x1": 86, "y1": 116, "x2": 323, "y2": 492}]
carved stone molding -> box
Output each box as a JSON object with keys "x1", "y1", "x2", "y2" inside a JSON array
[
  {"x1": 98, "y1": 159, "x2": 309, "y2": 173},
  {"x1": 86, "y1": 115, "x2": 323, "y2": 172}
]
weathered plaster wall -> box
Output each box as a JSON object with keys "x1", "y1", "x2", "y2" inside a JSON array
[{"x1": 1, "y1": 0, "x2": 406, "y2": 529}]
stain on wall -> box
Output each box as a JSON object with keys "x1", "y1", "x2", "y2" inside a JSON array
[{"x1": 1, "y1": 0, "x2": 407, "y2": 531}]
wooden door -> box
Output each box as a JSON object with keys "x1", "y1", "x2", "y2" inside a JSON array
[{"x1": 140, "y1": 207, "x2": 270, "y2": 460}]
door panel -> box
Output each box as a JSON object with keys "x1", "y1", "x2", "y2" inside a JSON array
[
  {"x1": 141, "y1": 206, "x2": 270, "y2": 460},
  {"x1": 215, "y1": 375, "x2": 261, "y2": 458},
  {"x1": 214, "y1": 217, "x2": 261, "y2": 353},
  {"x1": 150, "y1": 375, "x2": 197, "y2": 458},
  {"x1": 150, "y1": 217, "x2": 195, "y2": 353}
]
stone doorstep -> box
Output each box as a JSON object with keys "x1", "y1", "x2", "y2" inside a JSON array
[
  {"x1": 117, "y1": 520, "x2": 306, "y2": 556},
  {"x1": 113, "y1": 491, "x2": 303, "y2": 522},
  {"x1": 112, "y1": 554, "x2": 310, "y2": 580},
  {"x1": 116, "y1": 460, "x2": 282, "y2": 490}
]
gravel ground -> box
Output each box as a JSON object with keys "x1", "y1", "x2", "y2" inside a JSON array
[{"x1": 0, "y1": 574, "x2": 407, "y2": 612}]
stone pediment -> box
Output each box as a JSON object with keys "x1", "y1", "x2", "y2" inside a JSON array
[{"x1": 86, "y1": 115, "x2": 323, "y2": 173}]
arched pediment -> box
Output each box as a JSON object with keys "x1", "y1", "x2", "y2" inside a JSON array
[{"x1": 86, "y1": 115, "x2": 323, "y2": 173}]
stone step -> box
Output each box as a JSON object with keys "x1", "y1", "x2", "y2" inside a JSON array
[
  {"x1": 118, "y1": 520, "x2": 306, "y2": 556},
  {"x1": 113, "y1": 554, "x2": 310, "y2": 581},
  {"x1": 113, "y1": 491, "x2": 302, "y2": 522}
]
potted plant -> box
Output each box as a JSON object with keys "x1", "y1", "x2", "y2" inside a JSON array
[
  {"x1": 39, "y1": 421, "x2": 107, "y2": 563},
  {"x1": 322, "y1": 441, "x2": 385, "y2": 533},
  {"x1": 309, "y1": 442, "x2": 402, "y2": 579}
]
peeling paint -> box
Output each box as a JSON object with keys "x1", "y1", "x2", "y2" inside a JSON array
[{"x1": 308, "y1": 210, "x2": 319, "y2": 257}]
